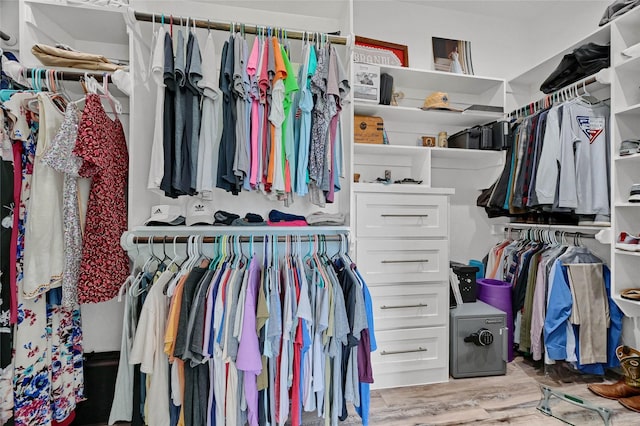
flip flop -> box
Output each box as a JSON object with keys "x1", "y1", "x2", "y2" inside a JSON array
[{"x1": 621, "y1": 289, "x2": 640, "y2": 301}]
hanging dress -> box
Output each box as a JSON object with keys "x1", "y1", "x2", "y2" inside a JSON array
[
  {"x1": 21, "y1": 93, "x2": 65, "y2": 298},
  {"x1": 41, "y1": 103, "x2": 84, "y2": 308},
  {"x1": 74, "y1": 94, "x2": 129, "y2": 303}
]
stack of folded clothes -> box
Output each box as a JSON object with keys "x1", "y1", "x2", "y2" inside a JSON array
[
  {"x1": 231, "y1": 213, "x2": 267, "y2": 226},
  {"x1": 267, "y1": 210, "x2": 308, "y2": 226},
  {"x1": 306, "y1": 212, "x2": 345, "y2": 226},
  {"x1": 213, "y1": 210, "x2": 240, "y2": 226}
]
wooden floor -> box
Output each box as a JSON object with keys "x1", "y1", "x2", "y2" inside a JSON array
[
  {"x1": 302, "y1": 356, "x2": 639, "y2": 425},
  {"x1": 104, "y1": 356, "x2": 640, "y2": 425}
]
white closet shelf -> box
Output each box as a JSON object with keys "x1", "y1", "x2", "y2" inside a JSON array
[
  {"x1": 614, "y1": 152, "x2": 640, "y2": 161},
  {"x1": 614, "y1": 54, "x2": 640, "y2": 74},
  {"x1": 613, "y1": 296, "x2": 640, "y2": 317},
  {"x1": 375, "y1": 64, "x2": 505, "y2": 94},
  {"x1": 352, "y1": 182, "x2": 454, "y2": 194},
  {"x1": 129, "y1": 225, "x2": 350, "y2": 235},
  {"x1": 614, "y1": 102, "x2": 640, "y2": 116},
  {"x1": 353, "y1": 144, "x2": 504, "y2": 170},
  {"x1": 430, "y1": 147, "x2": 505, "y2": 169},
  {"x1": 353, "y1": 102, "x2": 503, "y2": 127},
  {"x1": 24, "y1": 0, "x2": 127, "y2": 46},
  {"x1": 615, "y1": 202, "x2": 640, "y2": 207},
  {"x1": 508, "y1": 25, "x2": 610, "y2": 87},
  {"x1": 614, "y1": 249, "x2": 640, "y2": 257}
]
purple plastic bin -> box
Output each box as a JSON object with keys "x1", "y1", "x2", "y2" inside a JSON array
[{"x1": 477, "y1": 278, "x2": 514, "y2": 362}]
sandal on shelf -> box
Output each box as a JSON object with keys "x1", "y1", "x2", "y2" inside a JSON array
[
  {"x1": 621, "y1": 288, "x2": 640, "y2": 301},
  {"x1": 620, "y1": 140, "x2": 640, "y2": 156}
]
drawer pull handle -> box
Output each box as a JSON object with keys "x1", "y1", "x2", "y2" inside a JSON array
[
  {"x1": 381, "y1": 347, "x2": 427, "y2": 356},
  {"x1": 381, "y1": 259, "x2": 429, "y2": 264},
  {"x1": 380, "y1": 303, "x2": 428, "y2": 309},
  {"x1": 380, "y1": 214, "x2": 429, "y2": 218}
]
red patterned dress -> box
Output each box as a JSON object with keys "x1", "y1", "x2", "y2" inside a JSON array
[{"x1": 73, "y1": 94, "x2": 129, "y2": 303}]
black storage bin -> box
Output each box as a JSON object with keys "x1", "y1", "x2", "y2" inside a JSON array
[
  {"x1": 450, "y1": 261, "x2": 479, "y2": 305},
  {"x1": 479, "y1": 125, "x2": 493, "y2": 150},
  {"x1": 74, "y1": 351, "x2": 119, "y2": 425},
  {"x1": 491, "y1": 120, "x2": 511, "y2": 150},
  {"x1": 448, "y1": 127, "x2": 481, "y2": 149}
]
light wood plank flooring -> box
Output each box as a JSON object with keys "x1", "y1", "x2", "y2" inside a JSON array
[
  {"x1": 302, "y1": 356, "x2": 640, "y2": 425},
  {"x1": 104, "y1": 356, "x2": 640, "y2": 425}
]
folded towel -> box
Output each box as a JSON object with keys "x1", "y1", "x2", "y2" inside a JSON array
[{"x1": 32, "y1": 44, "x2": 123, "y2": 71}]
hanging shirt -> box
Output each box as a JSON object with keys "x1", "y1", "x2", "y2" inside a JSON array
[
  {"x1": 236, "y1": 256, "x2": 262, "y2": 426},
  {"x1": 558, "y1": 100, "x2": 610, "y2": 216},
  {"x1": 281, "y1": 46, "x2": 299, "y2": 196},
  {"x1": 147, "y1": 25, "x2": 166, "y2": 194},
  {"x1": 247, "y1": 37, "x2": 261, "y2": 188},
  {"x1": 173, "y1": 29, "x2": 188, "y2": 195},
  {"x1": 233, "y1": 33, "x2": 250, "y2": 187},
  {"x1": 217, "y1": 37, "x2": 240, "y2": 194},
  {"x1": 160, "y1": 31, "x2": 177, "y2": 198},
  {"x1": 295, "y1": 44, "x2": 315, "y2": 196},
  {"x1": 196, "y1": 32, "x2": 223, "y2": 197},
  {"x1": 129, "y1": 269, "x2": 174, "y2": 426},
  {"x1": 185, "y1": 30, "x2": 203, "y2": 193}
]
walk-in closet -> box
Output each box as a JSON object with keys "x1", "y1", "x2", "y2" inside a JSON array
[{"x1": 3, "y1": 0, "x2": 640, "y2": 425}]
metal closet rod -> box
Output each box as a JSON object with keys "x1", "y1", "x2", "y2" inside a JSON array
[
  {"x1": 505, "y1": 226, "x2": 596, "y2": 239},
  {"x1": 509, "y1": 75, "x2": 599, "y2": 118},
  {"x1": 132, "y1": 234, "x2": 344, "y2": 244},
  {"x1": 25, "y1": 68, "x2": 111, "y2": 82},
  {"x1": 133, "y1": 11, "x2": 348, "y2": 45}
]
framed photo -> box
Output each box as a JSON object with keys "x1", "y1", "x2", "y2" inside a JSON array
[
  {"x1": 432, "y1": 37, "x2": 474, "y2": 75},
  {"x1": 353, "y1": 63, "x2": 380, "y2": 103},
  {"x1": 354, "y1": 36, "x2": 409, "y2": 67}
]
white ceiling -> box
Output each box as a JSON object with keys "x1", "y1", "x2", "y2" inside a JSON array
[{"x1": 397, "y1": 0, "x2": 610, "y2": 20}]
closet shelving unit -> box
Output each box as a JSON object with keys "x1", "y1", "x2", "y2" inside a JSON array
[
  {"x1": 350, "y1": 62, "x2": 506, "y2": 388},
  {"x1": 610, "y1": 5, "x2": 640, "y2": 316},
  {"x1": 18, "y1": 0, "x2": 129, "y2": 67},
  {"x1": 352, "y1": 65, "x2": 506, "y2": 186}
]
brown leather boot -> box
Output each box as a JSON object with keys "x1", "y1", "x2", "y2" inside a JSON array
[
  {"x1": 619, "y1": 395, "x2": 640, "y2": 412},
  {"x1": 588, "y1": 379, "x2": 640, "y2": 399}
]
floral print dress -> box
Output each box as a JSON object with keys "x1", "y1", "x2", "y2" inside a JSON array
[
  {"x1": 8, "y1": 94, "x2": 85, "y2": 426},
  {"x1": 74, "y1": 94, "x2": 129, "y2": 303}
]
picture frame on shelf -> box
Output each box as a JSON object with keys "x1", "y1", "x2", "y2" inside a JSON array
[
  {"x1": 353, "y1": 62, "x2": 381, "y2": 103},
  {"x1": 432, "y1": 37, "x2": 474, "y2": 75},
  {"x1": 354, "y1": 36, "x2": 409, "y2": 67}
]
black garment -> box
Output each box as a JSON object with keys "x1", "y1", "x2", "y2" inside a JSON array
[
  {"x1": 540, "y1": 43, "x2": 610, "y2": 94},
  {"x1": 217, "y1": 37, "x2": 240, "y2": 194},
  {"x1": 183, "y1": 363, "x2": 209, "y2": 426},
  {"x1": 335, "y1": 259, "x2": 361, "y2": 422},
  {"x1": 187, "y1": 269, "x2": 215, "y2": 364},
  {"x1": 174, "y1": 267, "x2": 207, "y2": 359},
  {"x1": 160, "y1": 31, "x2": 178, "y2": 198},
  {"x1": 1, "y1": 159, "x2": 14, "y2": 368}
]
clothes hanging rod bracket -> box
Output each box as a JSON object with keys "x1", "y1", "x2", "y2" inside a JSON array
[{"x1": 133, "y1": 11, "x2": 348, "y2": 45}]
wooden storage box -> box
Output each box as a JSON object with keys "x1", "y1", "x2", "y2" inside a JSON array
[{"x1": 354, "y1": 115, "x2": 384, "y2": 144}]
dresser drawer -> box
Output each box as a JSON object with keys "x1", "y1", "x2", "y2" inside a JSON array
[
  {"x1": 371, "y1": 327, "x2": 448, "y2": 389},
  {"x1": 369, "y1": 283, "x2": 448, "y2": 330},
  {"x1": 356, "y1": 239, "x2": 448, "y2": 283},
  {"x1": 356, "y1": 193, "x2": 448, "y2": 238}
]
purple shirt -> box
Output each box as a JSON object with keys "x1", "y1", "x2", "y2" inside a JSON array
[{"x1": 236, "y1": 256, "x2": 262, "y2": 426}]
